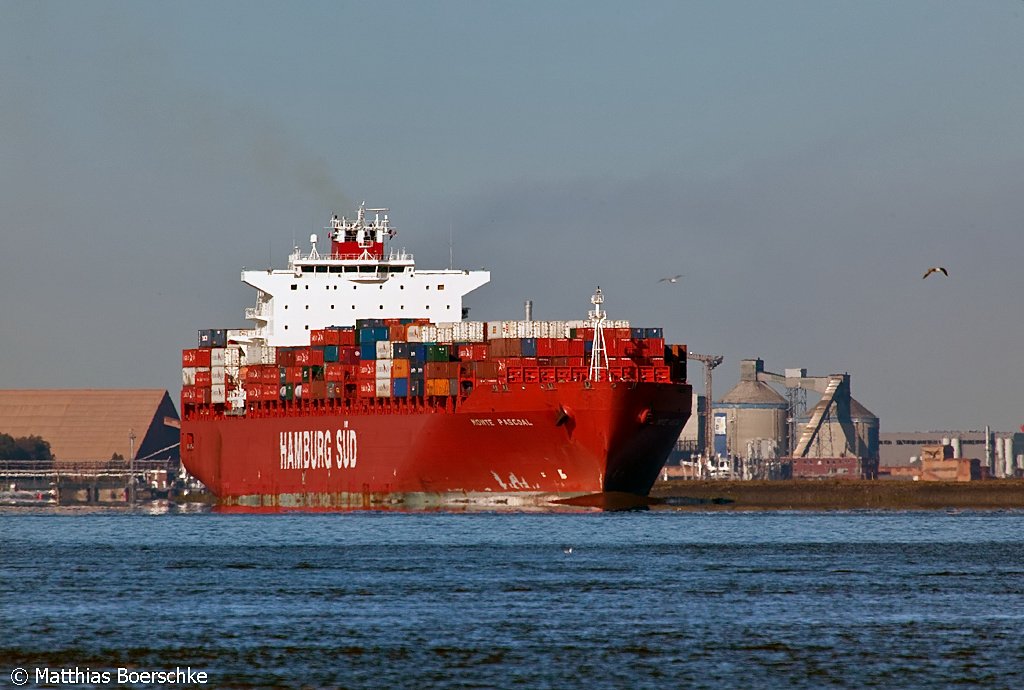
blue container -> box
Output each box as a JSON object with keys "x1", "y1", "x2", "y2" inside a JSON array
[
  {"x1": 409, "y1": 344, "x2": 426, "y2": 363},
  {"x1": 409, "y1": 379, "x2": 423, "y2": 397},
  {"x1": 645, "y1": 327, "x2": 663, "y2": 339},
  {"x1": 630, "y1": 327, "x2": 645, "y2": 339},
  {"x1": 392, "y1": 342, "x2": 410, "y2": 359},
  {"x1": 359, "y1": 342, "x2": 378, "y2": 360},
  {"x1": 521, "y1": 338, "x2": 537, "y2": 357},
  {"x1": 359, "y1": 326, "x2": 389, "y2": 343},
  {"x1": 323, "y1": 345, "x2": 339, "y2": 362},
  {"x1": 392, "y1": 378, "x2": 409, "y2": 397},
  {"x1": 584, "y1": 340, "x2": 594, "y2": 354}
]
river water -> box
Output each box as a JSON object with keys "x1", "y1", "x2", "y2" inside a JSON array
[{"x1": 2, "y1": 508, "x2": 1023, "y2": 689}]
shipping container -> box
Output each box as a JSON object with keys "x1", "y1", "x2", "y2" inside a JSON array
[
  {"x1": 375, "y1": 379, "x2": 392, "y2": 397},
  {"x1": 426, "y1": 344, "x2": 450, "y2": 362},
  {"x1": 375, "y1": 340, "x2": 393, "y2": 359},
  {"x1": 375, "y1": 359, "x2": 393, "y2": 378},
  {"x1": 359, "y1": 342, "x2": 378, "y2": 360},
  {"x1": 392, "y1": 377, "x2": 409, "y2": 397},
  {"x1": 425, "y1": 378, "x2": 457, "y2": 396},
  {"x1": 359, "y1": 326, "x2": 389, "y2": 343},
  {"x1": 182, "y1": 348, "x2": 212, "y2": 368},
  {"x1": 211, "y1": 383, "x2": 226, "y2": 404},
  {"x1": 357, "y1": 361, "x2": 376, "y2": 379}
]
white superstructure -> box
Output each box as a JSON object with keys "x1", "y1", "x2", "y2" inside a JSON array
[{"x1": 239, "y1": 204, "x2": 490, "y2": 347}]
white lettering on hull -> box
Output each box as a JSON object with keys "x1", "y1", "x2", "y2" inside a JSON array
[
  {"x1": 279, "y1": 422, "x2": 357, "y2": 470},
  {"x1": 471, "y1": 417, "x2": 533, "y2": 427}
]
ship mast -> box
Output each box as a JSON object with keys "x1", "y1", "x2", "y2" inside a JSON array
[{"x1": 587, "y1": 287, "x2": 609, "y2": 382}]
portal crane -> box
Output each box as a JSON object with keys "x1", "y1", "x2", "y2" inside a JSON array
[{"x1": 687, "y1": 352, "x2": 724, "y2": 468}]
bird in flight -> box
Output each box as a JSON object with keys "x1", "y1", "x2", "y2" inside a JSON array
[
  {"x1": 659, "y1": 274, "x2": 684, "y2": 284},
  {"x1": 922, "y1": 267, "x2": 948, "y2": 279}
]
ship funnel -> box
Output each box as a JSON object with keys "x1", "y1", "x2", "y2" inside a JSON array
[{"x1": 525, "y1": 300, "x2": 533, "y2": 321}]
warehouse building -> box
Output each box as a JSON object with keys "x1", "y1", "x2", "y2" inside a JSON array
[{"x1": 0, "y1": 389, "x2": 180, "y2": 469}]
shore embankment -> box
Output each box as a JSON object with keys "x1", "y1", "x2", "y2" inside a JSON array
[{"x1": 649, "y1": 479, "x2": 1024, "y2": 510}]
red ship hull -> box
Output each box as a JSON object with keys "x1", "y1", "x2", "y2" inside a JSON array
[{"x1": 181, "y1": 380, "x2": 691, "y2": 509}]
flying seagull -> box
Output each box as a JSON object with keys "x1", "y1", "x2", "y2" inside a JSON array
[
  {"x1": 659, "y1": 274, "x2": 684, "y2": 284},
  {"x1": 922, "y1": 267, "x2": 948, "y2": 279}
]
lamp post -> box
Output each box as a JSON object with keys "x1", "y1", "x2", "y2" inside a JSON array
[{"x1": 128, "y1": 429, "x2": 136, "y2": 506}]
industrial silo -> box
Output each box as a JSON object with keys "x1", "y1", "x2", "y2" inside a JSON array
[{"x1": 715, "y1": 360, "x2": 788, "y2": 462}]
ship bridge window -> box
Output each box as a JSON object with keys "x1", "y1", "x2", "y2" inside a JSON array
[
  {"x1": 315, "y1": 266, "x2": 327, "y2": 273},
  {"x1": 438, "y1": 284, "x2": 445, "y2": 290},
  {"x1": 291, "y1": 285, "x2": 297, "y2": 290},
  {"x1": 302, "y1": 266, "x2": 314, "y2": 273}
]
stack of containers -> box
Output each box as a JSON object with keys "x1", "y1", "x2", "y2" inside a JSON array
[
  {"x1": 425, "y1": 343, "x2": 457, "y2": 396},
  {"x1": 184, "y1": 317, "x2": 680, "y2": 410}
]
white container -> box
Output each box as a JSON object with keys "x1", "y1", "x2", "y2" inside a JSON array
[
  {"x1": 210, "y1": 348, "x2": 227, "y2": 367},
  {"x1": 375, "y1": 378, "x2": 392, "y2": 397},
  {"x1": 376, "y1": 340, "x2": 392, "y2": 359},
  {"x1": 375, "y1": 359, "x2": 393, "y2": 378},
  {"x1": 211, "y1": 383, "x2": 227, "y2": 404},
  {"x1": 406, "y1": 325, "x2": 423, "y2": 342},
  {"x1": 181, "y1": 367, "x2": 197, "y2": 385}
]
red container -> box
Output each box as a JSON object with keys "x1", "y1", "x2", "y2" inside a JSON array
[
  {"x1": 182, "y1": 348, "x2": 212, "y2": 367},
  {"x1": 325, "y1": 363, "x2": 346, "y2": 382},
  {"x1": 276, "y1": 349, "x2": 296, "y2": 367},
  {"x1": 294, "y1": 348, "x2": 325, "y2": 366},
  {"x1": 425, "y1": 362, "x2": 459, "y2": 379},
  {"x1": 389, "y1": 325, "x2": 407, "y2": 342},
  {"x1": 457, "y1": 344, "x2": 490, "y2": 361},
  {"x1": 310, "y1": 330, "x2": 327, "y2": 346},
  {"x1": 285, "y1": 367, "x2": 303, "y2": 384},
  {"x1": 357, "y1": 380, "x2": 376, "y2": 398},
  {"x1": 337, "y1": 328, "x2": 356, "y2": 346},
  {"x1": 194, "y1": 370, "x2": 213, "y2": 387},
  {"x1": 357, "y1": 361, "x2": 376, "y2": 379}
]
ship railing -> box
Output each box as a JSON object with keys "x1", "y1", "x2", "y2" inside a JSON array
[{"x1": 295, "y1": 249, "x2": 415, "y2": 263}]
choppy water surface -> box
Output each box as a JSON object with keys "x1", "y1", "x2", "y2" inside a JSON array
[{"x1": 2, "y1": 509, "x2": 1024, "y2": 689}]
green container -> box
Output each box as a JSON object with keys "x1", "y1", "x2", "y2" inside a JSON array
[
  {"x1": 426, "y1": 344, "x2": 450, "y2": 362},
  {"x1": 281, "y1": 383, "x2": 294, "y2": 401}
]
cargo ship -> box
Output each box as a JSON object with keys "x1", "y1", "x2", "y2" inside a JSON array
[{"x1": 180, "y1": 204, "x2": 692, "y2": 508}]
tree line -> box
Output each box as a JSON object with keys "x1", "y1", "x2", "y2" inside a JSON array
[{"x1": 0, "y1": 433, "x2": 54, "y2": 460}]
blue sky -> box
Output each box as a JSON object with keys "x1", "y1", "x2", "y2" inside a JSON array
[{"x1": 2, "y1": 1, "x2": 1023, "y2": 431}]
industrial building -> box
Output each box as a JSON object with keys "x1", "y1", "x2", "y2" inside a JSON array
[
  {"x1": 669, "y1": 358, "x2": 879, "y2": 479},
  {"x1": 0, "y1": 389, "x2": 180, "y2": 469},
  {"x1": 879, "y1": 430, "x2": 1023, "y2": 479}
]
